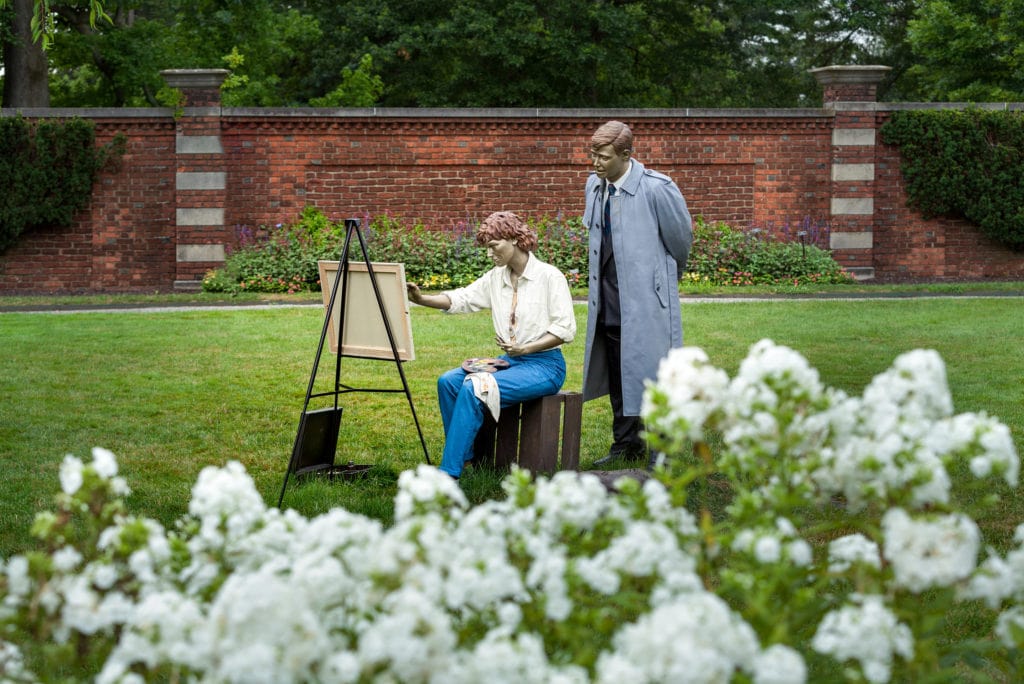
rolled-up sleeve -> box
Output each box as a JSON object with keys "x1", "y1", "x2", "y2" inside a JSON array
[
  {"x1": 441, "y1": 257, "x2": 575, "y2": 347},
  {"x1": 443, "y1": 273, "x2": 493, "y2": 314},
  {"x1": 545, "y1": 269, "x2": 576, "y2": 344}
]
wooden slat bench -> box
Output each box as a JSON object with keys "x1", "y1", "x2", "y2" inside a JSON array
[{"x1": 472, "y1": 390, "x2": 583, "y2": 474}]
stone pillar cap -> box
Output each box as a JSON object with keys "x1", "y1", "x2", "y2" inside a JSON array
[
  {"x1": 160, "y1": 69, "x2": 230, "y2": 89},
  {"x1": 809, "y1": 65, "x2": 892, "y2": 86}
]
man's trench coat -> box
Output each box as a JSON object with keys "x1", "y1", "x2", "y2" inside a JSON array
[{"x1": 581, "y1": 159, "x2": 693, "y2": 416}]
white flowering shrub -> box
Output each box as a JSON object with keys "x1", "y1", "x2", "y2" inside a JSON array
[
  {"x1": 1, "y1": 339, "x2": 1022, "y2": 682},
  {"x1": 642, "y1": 339, "x2": 1023, "y2": 681}
]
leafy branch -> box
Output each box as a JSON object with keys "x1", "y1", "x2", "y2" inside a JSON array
[
  {"x1": 0, "y1": 0, "x2": 110, "y2": 49},
  {"x1": 0, "y1": 116, "x2": 124, "y2": 252},
  {"x1": 881, "y1": 109, "x2": 1024, "y2": 249}
]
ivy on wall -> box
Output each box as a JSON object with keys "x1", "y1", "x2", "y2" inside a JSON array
[
  {"x1": 0, "y1": 117, "x2": 124, "y2": 252},
  {"x1": 880, "y1": 109, "x2": 1024, "y2": 249}
]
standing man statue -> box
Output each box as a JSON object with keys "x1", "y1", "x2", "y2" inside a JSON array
[{"x1": 582, "y1": 120, "x2": 693, "y2": 469}]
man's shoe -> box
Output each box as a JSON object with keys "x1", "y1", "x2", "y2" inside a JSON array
[
  {"x1": 646, "y1": 450, "x2": 666, "y2": 472},
  {"x1": 592, "y1": 447, "x2": 647, "y2": 468},
  {"x1": 591, "y1": 452, "x2": 624, "y2": 468}
]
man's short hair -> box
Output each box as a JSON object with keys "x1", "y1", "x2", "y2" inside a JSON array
[{"x1": 591, "y1": 120, "x2": 633, "y2": 155}]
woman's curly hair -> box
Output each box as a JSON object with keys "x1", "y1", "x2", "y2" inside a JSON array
[{"x1": 475, "y1": 211, "x2": 538, "y2": 252}]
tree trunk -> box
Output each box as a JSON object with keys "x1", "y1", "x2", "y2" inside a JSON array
[{"x1": 2, "y1": 0, "x2": 50, "y2": 108}]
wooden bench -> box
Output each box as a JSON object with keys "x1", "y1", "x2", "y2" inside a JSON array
[{"x1": 472, "y1": 390, "x2": 583, "y2": 473}]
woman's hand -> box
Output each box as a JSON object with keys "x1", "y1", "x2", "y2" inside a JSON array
[
  {"x1": 496, "y1": 332, "x2": 563, "y2": 357},
  {"x1": 496, "y1": 336, "x2": 528, "y2": 356},
  {"x1": 406, "y1": 284, "x2": 451, "y2": 310},
  {"x1": 406, "y1": 282, "x2": 423, "y2": 304}
]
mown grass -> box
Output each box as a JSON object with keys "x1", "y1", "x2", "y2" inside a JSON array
[
  {"x1": 2, "y1": 279, "x2": 1023, "y2": 311},
  {"x1": 1, "y1": 295, "x2": 1023, "y2": 559}
]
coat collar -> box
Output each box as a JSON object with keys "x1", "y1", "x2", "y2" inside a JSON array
[
  {"x1": 616, "y1": 158, "x2": 646, "y2": 196},
  {"x1": 590, "y1": 159, "x2": 647, "y2": 198}
]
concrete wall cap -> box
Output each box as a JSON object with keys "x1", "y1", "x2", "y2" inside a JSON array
[
  {"x1": 160, "y1": 69, "x2": 230, "y2": 89},
  {"x1": 809, "y1": 65, "x2": 892, "y2": 85}
]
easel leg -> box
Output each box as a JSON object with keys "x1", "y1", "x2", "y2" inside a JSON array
[{"x1": 277, "y1": 218, "x2": 431, "y2": 507}]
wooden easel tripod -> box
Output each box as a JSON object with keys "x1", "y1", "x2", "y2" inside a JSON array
[{"x1": 276, "y1": 218, "x2": 431, "y2": 508}]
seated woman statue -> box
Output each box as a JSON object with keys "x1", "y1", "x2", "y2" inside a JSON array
[{"x1": 406, "y1": 211, "x2": 576, "y2": 479}]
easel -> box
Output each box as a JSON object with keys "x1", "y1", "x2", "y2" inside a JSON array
[{"x1": 277, "y1": 218, "x2": 431, "y2": 508}]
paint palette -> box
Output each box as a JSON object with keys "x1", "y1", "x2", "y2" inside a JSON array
[{"x1": 461, "y1": 357, "x2": 510, "y2": 373}]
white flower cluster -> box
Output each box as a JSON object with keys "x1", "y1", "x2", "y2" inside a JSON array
[
  {"x1": 3, "y1": 454, "x2": 802, "y2": 684},
  {"x1": 595, "y1": 593, "x2": 762, "y2": 683},
  {"x1": 811, "y1": 594, "x2": 914, "y2": 684},
  {"x1": 0, "y1": 640, "x2": 31, "y2": 682},
  {"x1": 731, "y1": 517, "x2": 813, "y2": 567},
  {"x1": 881, "y1": 507, "x2": 981, "y2": 593},
  {"x1": 60, "y1": 447, "x2": 129, "y2": 498},
  {"x1": 720, "y1": 339, "x2": 830, "y2": 468},
  {"x1": 641, "y1": 346, "x2": 729, "y2": 443},
  {"x1": 643, "y1": 339, "x2": 1019, "y2": 512},
  {"x1": 640, "y1": 339, "x2": 1022, "y2": 681},
  {"x1": 963, "y1": 523, "x2": 1024, "y2": 649},
  {"x1": 2, "y1": 341, "x2": 1021, "y2": 683},
  {"x1": 827, "y1": 533, "x2": 881, "y2": 573}
]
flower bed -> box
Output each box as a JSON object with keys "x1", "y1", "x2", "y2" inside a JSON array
[{"x1": 2, "y1": 340, "x2": 1021, "y2": 682}]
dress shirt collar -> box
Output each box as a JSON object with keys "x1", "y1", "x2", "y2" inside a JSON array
[
  {"x1": 607, "y1": 160, "x2": 633, "y2": 195},
  {"x1": 502, "y1": 252, "x2": 539, "y2": 287}
]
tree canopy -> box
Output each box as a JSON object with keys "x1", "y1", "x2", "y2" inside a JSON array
[
  {"x1": 1, "y1": 0, "x2": 1022, "y2": 109},
  {"x1": 904, "y1": 0, "x2": 1024, "y2": 101}
]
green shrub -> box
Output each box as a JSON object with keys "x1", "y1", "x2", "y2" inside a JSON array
[
  {"x1": 203, "y1": 209, "x2": 591, "y2": 293},
  {"x1": 685, "y1": 217, "x2": 854, "y2": 286},
  {"x1": 533, "y1": 215, "x2": 589, "y2": 289},
  {"x1": 203, "y1": 208, "x2": 852, "y2": 294},
  {"x1": 203, "y1": 206, "x2": 347, "y2": 293},
  {"x1": 362, "y1": 215, "x2": 492, "y2": 289},
  {"x1": 880, "y1": 109, "x2": 1024, "y2": 248},
  {"x1": 0, "y1": 116, "x2": 124, "y2": 253},
  {"x1": 362, "y1": 213, "x2": 591, "y2": 289}
]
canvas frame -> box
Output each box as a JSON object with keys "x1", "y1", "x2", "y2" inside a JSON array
[{"x1": 317, "y1": 260, "x2": 416, "y2": 361}]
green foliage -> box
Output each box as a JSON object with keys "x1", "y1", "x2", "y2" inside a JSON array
[
  {"x1": 0, "y1": 116, "x2": 122, "y2": 253},
  {"x1": 47, "y1": 9, "x2": 169, "y2": 107},
  {"x1": 202, "y1": 209, "x2": 590, "y2": 294},
  {"x1": 43, "y1": 0, "x2": 326, "y2": 108},
  {"x1": 364, "y1": 213, "x2": 590, "y2": 290},
  {"x1": 7, "y1": 0, "x2": 1022, "y2": 108},
  {"x1": 905, "y1": 0, "x2": 1024, "y2": 101},
  {"x1": 32, "y1": 0, "x2": 892, "y2": 109},
  {"x1": 0, "y1": 0, "x2": 110, "y2": 50},
  {"x1": 202, "y1": 206, "x2": 346, "y2": 293},
  {"x1": 154, "y1": 85, "x2": 186, "y2": 118},
  {"x1": 308, "y1": 53, "x2": 384, "y2": 107},
  {"x1": 361, "y1": 215, "x2": 492, "y2": 290},
  {"x1": 311, "y1": 0, "x2": 734, "y2": 107},
  {"x1": 179, "y1": 1, "x2": 324, "y2": 107},
  {"x1": 881, "y1": 109, "x2": 1024, "y2": 248},
  {"x1": 204, "y1": 208, "x2": 854, "y2": 294},
  {"x1": 685, "y1": 217, "x2": 854, "y2": 286},
  {"x1": 533, "y1": 216, "x2": 590, "y2": 290}
]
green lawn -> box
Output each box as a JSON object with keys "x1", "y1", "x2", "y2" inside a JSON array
[{"x1": 1, "y1": 297, "x2": 1022, "y2": 557}]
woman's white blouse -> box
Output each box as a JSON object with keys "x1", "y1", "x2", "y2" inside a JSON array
[{"x1": 443, "y1": 252, "x2": 576, "y2": 346}]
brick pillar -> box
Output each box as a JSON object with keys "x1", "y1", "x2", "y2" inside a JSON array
[
  {"x1": 161, "y1": 69, "x2": 230, "y2": 291},
  {"x1": 810, "y1": 65, "x2": 891, "y2": 281}
]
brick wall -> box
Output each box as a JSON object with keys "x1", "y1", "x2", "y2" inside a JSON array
[
  {"x1": 222, "y1": 114, "x2": 830, "y2": 231},
  {"x1": 0, "y1": 115, "x2": 177, "y2": 292},
  {"x1": 872, "y1": 110, "x2": 1024, "y2": 281},
  {"x1": 1, "y1": 67, "x2": 1022, "y2": 293}
]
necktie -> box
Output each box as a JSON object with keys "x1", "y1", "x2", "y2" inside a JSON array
[{"x1": 603, "y1": 184, "x2": 616, "y2": 237}]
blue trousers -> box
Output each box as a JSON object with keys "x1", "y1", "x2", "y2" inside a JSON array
[{"x1": 437, "y1": 349, "x2": 566, "y2": 477}]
